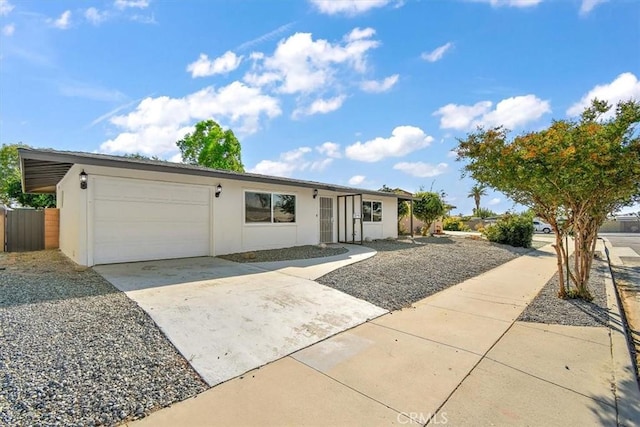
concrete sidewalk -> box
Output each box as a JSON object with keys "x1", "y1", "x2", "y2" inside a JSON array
[{"x1": 128, "y1": 242, "x2": 640, "y2": 426}]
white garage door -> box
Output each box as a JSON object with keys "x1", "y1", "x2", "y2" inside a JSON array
[{"x1": 92, "y1": 176, "x2": 211, "y2": 265}]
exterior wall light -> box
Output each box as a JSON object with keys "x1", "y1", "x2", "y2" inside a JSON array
[
  {"x1": 215, "y1": 184, "x2": 222, "y2": 198},
  {"x1": 79, "y1": 170, "x2": 88, "y2": 190},
  {"x1": 313, "y1": 189, "x2": 318, "y2": 199}
]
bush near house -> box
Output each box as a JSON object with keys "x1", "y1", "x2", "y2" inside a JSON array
[
  {"x1": 483, "y1": 213, "x2": 534, "y2": 248},
  {"x1": 443, "y1": 216, "x2": 470, "y2": 231}
]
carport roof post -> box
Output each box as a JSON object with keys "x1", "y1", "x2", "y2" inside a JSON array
[{"x1": 18, "y1": 148, "x2": 404, "y2": 199}]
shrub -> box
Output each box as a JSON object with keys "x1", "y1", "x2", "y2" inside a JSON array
[
  {"x1": 482, "y1": 213, "x2": 534, "y2": 248},
  {"x1": 443, "y1": 216, "x2": 471, "y2": 231}
]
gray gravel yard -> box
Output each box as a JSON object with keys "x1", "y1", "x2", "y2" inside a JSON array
[
  {"x1": 316, "y1": 236, "x2": 538, "y2": 311},
  {"x1": 219, "y1": 244, "x2": 348, "y2": 263},
  {"x1": 519, "y1": 256, "x2": 609, "y2": 327},
  {"x1": 0, "y1": 251, "x2": 207, "y2": 427}
]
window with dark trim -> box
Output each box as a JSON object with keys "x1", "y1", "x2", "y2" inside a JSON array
[
  {"x1": 245, "y1": 191, "x2": 296, "y2": 223},
  {"x1": 362, "y1": 201, "x2": 382, "y2": 222}
]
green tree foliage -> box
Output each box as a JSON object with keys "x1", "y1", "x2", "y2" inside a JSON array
[
  {"x1": 413, "y1": 191, "x2": 445, "y2": 235},
  {"x1": 0, "y1": 143, "x2": 56, "y2": 208},
  {"x1": 473, "y1": 207, "x2": 497, "y2": 218},
  {"x1": 122, "y1": 153, "x2": 162, "y2": 161},
  {"x1": 457, "y1": 99, "x2": 640, "y2": 299},
  {"x1": 467, "y1": 183, "x2": 487, "y2": 214},
  {"x1": 177, "y1": 120, "x2": 245, "y2": 172},
  {"x1": 483, "y1": 213, "x2": 534, "y2": 248},
  {"x1": 442, "y1": 216, "x2": 470, "y2": 231}
]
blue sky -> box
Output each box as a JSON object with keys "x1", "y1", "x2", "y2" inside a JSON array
[{"x1": 1, "y1": 0, "x2": 639, "y2": 215}]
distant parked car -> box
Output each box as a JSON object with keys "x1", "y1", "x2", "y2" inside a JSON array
[{"x1": 533, "y1": 219, "x2": 552, "y2": 234}]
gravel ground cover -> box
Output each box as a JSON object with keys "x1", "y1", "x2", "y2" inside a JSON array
[
  {"x1": 316, "y1": 236, "x2": 537, "y2": 311},
  {"x1": 219, "y1": 244, "x2": 348, "y2": 263},
  {"x1": 519, "y1": 255, "x2": 609, "y2": 326},
  {"x1": 0, "y1": 250, "x2": 207, "y2": 426}
]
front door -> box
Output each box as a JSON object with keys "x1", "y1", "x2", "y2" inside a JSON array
[{"x1": 319, "y1": 197, "x2": 334, "y2": 243}]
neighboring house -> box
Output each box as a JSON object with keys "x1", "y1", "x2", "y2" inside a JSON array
[{"x1": 19, "y1": 149, "x2": 401, "y2": 267}]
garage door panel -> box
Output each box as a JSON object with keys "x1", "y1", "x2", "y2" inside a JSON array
[
  {"x1": 93, "y1": 177, "x2": 211, "y2": 265},
  {"x1": 95, "y1": 177, "x2": 210, "y2": 204},
  {"x1": 94, "y1": 201, "x2": 209, "y2": 223}
]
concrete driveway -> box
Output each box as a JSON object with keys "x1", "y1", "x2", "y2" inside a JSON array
[{"x1": 94, "y1": 246, "x2": 386, "y2": 386}]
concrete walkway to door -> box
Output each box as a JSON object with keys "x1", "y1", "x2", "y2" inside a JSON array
[
  {"x1": 95, "y1": 244, "x2": 386, "y2": 387},
  {"x1": 128, "y1": 241, "x2": 640, "y2": 426}
]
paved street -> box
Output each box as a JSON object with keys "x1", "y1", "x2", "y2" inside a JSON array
[{"x1": 600, "y1": 233, "x2": 640, "y2": 262}]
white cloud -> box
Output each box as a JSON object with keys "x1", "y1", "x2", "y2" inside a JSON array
[
  {"x1": 434, "y1": 95, "x2": 550, "y2": 130},
  {"x1": 85, "y1": 8, "x2": 108, "y2": 25},
  {"x1": 566, "y1": 72, "x2": 640, "y2": 118},
  {"x1": 187, "y1": 51, "x2": 243, "y2": 78},
  {"x1": 100, "y1": 81, "x2": 281, "y2": 156},
  {"x1": 580, "y1": 0, "x2": 607, "y2": 14},
  {"x1": 114, "y1": 0, "x2": 149, "y2": 9},
  {"x1": 2, "y1": 23, "x2": 14, "y2": 36},
  {"x1": 316, "y1": 142, "x2": 341, "y2": 158},
  {"x1": 346, "y1": 27, "x2": 376, "y2": 42},
  {"x1": 293, "y1": 95, "x2": 346, "y2": 118},
  {"x1": 447, "y1": 150, "x2": 458, "y2": 158},
  {"x1": 421, "y1": 42, "x2": 453, "y2": 63},
  {"x1": 245, "y1": 28, "x2": 380, "y2": 95},
  {"x1": 0, "y1": 0, "x2": 13, "y2": 16},
  {"x1": 130, "y1": 13, "x2": 156, "y2": 24},
  {"x1": 488, "y1": 198, "x2": 501, "y2": 205},
  {"x1": 100, "y1": 124, "x2": 194, "y2": 157},
  {"x1": 345, "y1": 126, "x2": 434, "y2": 162},
  {"x1": 249, "y1": 146, "x2": 333, "y2": 177},
  {"x1": 360, "y1": 74, "x2": 399, "y2": 93},
  {"x1": 310, "y1": 158, "x2": 333, "y2": 171},
  {"x1": 471, "y1": 0, "x2": 542, "y2": 7},
  {"x1": 309, "y1": 0, "x2": 394, "y2": 15},
  {"x1": 348, "y1": 175, "x2": 366, "y2": 185},
  {"x1": 433, "y1": 101, "x2": 492, "y2": 130},
  {"x1": 393, "y1": 162, "x2": 449, "y2": 178},
  {"x1": 481, "y1": 95, "x2": 551, "y2": 128},
  {"x1": 52, "y1": 10, "x2": 71, "y2": 29}
]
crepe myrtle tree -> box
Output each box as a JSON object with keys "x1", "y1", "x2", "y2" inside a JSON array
[
  {"x1": 413, "y1": 190, "x2": 445, "y2": 236},
  {"x1": 177, "y1": 119, "x2": 245, "y2": 172},
  {"x1": 457, "y1": 99, "x2": 640, "y2": 299}
]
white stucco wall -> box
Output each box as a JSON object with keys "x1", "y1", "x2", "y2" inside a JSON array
[
  {"x1": 57, "y1": 164, "x2": 86, "y2": 265},
  {"x1": 56, "y1": 163, "x2": 399, "y2": 265},
  {"x1": 362, "y1": 195, "x2": 398, "y2": 241},
  {"x1": 336, "y1": 195, "x2": 397, "y2": 242}
]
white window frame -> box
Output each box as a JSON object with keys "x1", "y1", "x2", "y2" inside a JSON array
[
  {"x1": 244, "y1": 190, "x2": 297, "y2": 224},
  {"x1": 362, "y1": 200, "x2": 383, "y2": 223}
]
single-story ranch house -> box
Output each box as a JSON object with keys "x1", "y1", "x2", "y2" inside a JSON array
[{"x1": 19, "y1": 148, "x2": 406, "y2": 267}]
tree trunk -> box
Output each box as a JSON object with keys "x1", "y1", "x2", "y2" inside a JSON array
[
  {"x1": 550, "y1": 221, "x2": 566, "y2": 298},
  {"x1": 570, "y1": 213, "x2": 596, "y2": 300}
]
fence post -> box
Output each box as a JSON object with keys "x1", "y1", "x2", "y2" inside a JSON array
[{"x1": 0, "y1": 206, "x2": 5, "y2": 252}]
